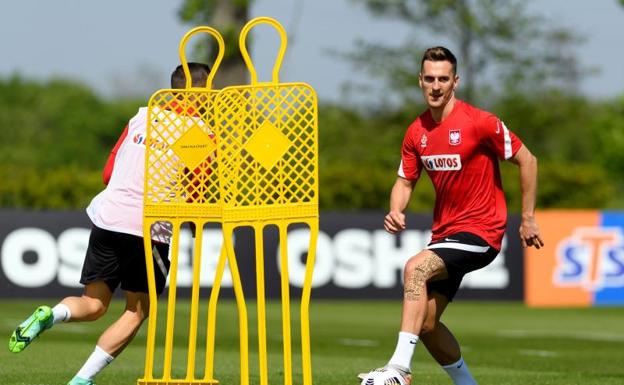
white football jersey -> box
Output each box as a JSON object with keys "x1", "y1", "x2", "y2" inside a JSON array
[{"x1": 86, "y1": 107, "x2": 174, "y2": 243}]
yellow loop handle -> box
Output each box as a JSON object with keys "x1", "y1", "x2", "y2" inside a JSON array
[
  {"x1": 178, "y1": 26, "x2": 225, "y2": 89},
  {"x1": 239, "y1": 17, "x2": 288, "y2": 85}
]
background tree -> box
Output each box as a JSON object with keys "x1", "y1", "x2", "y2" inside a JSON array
[
  {"x1": 178, "y1": 0, "x2": 249, "y2": 88},
  {"x1": 348, "y1": 0, "x2": 585, "y2": 105},
  {"x1": 0, "y1": 76, "x2": 142, "y2": 208}
]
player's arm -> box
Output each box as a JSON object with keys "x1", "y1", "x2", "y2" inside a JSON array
[
  {"x1": 509, "y1": 144, "x2": 544, "y2": 249},
  {"x1": 385, "y1": 176, "x2": 416, "y2": 234},
  {"x1": 102, "y1": 125, "x2": 129, "y2": 185}
]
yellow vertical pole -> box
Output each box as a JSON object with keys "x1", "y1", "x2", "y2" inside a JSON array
[
  {"x1": 186, "y1": 220, "x2": 205, "y2": 381},
  {"x1": 162, "y1": 221, "x2": 182, "y2": 381},
  {"x1": 279, "y1": 223, "x2": 293, "y2": 385},
  {"x1": 300, "y1": 219, "x2": 319, "y2": 385},
  {"x1": 254, "y1": 223, "x2": 269, "y2": 385},
  {"x1": 142, "y1": 219, "x2": 182, "y2": 383},
  {"x1": 223, "y1": 224, "x2": 250, "y2": 385},
  {"x1": 204, "y1": 245, "x2": 228, "y2": 381},
  {"x1": 141, "y1": 221, "x2": 158, "y2": 382}
]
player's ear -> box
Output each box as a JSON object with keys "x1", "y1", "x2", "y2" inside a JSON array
[
  {"x1": 453, "y1": 75, "x2": 460, "y2": 91},
  {"x1": 418, "y1": 73, "x2": 423, "y2": 88}
]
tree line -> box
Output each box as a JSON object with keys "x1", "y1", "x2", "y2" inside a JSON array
[
  {"x1": 2, "y1": 0, "x2": 623, "y2": 211},
  {"x1": 0, "y1": 74, "x2": 621, "y2": 211}
]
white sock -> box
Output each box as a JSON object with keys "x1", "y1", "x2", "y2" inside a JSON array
[
  {"x1": 442, "y1": 357, "x2": 477, "y2": 385},
  {"x1": 76, "y1": 345, "x2": 115, "y2": 380},
  {"x1": 52, "y1": 303, "x2": 71, "y2": 324},
  {"x1": 388, "y1": 331, "x2": 418, "y2": 370}
]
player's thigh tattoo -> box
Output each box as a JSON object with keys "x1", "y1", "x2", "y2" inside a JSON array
[{"x1": 404, "y1": 251, "x2": 445, "y2": 301}]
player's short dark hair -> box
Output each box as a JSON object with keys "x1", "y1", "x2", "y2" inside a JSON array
[
  {"x1": 421, "y1": 46, "x2": 457, "y2": 74},
  {"x1": 170, "y1": 62, "x2": 212, "y2": 89}
]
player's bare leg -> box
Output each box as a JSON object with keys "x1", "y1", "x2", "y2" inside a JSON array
[
  {"x1": 68, "y1": 290, "x2": 149, "y2": 385},
  {"x1": 96, "y1": 290, "x2": 149, "y2": 356},
  {"x1": 400, "y1": 250, "x2": 447, "y2": 335},
  {"x1": 420, "y1": 292, "x2": 477, "y2": 385},
  {"x1": 365, "y1": 250, "x2": 447, "y2": 383},
  {"x1": 358, "y1": 250, "x2": 446, "y2": 383},
  {"x1": 420, "y1": 292, "x2": 459, "y2": 363}
]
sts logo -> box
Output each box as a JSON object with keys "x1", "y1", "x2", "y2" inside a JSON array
[{"x1": 554, "y1": 227, "x2": 624, "y2": 291}]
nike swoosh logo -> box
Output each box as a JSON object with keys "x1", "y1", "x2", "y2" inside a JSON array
[
  {"x1": 444, "y1": 238, "x2": 459, "y2": 242},
  {"x1": 409, "y1": 339, "x2": 417, "y2": 344},
  {"x1": 457, "y1": 362, "x2": 464, "y2": 369}
]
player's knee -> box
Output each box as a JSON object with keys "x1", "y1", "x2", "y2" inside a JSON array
[
  {"x1": 84, "y1": 298, "x2": 108, "y2": 319},
  {"x1": 404, "y1": 256, "x2": 422, "y2": 278},
  {"x1": 404, "y1": 254, "x2": 430, "y2": 282}
]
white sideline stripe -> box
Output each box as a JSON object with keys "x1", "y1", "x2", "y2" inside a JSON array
[
  {"x1": 497, "y1": 329, "x2": 624, "y2": 342},
  {"x1": 427, "y1": 242, "x2": 490, "y2": 253},
  {"x1": 518, "y1": 349, "x2": 559, "y2": 358},
  {"x1": 338, "y1": 338, "x2": 379, "y2": 347}
]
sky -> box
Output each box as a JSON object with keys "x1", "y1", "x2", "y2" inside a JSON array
[{"x1": 0, "y1": 0, "x2": 623, "y2": 104}]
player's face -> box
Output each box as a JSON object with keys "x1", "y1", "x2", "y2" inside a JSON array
[{"x1": 419, "y1": 60, "x2": 459, "y2": 109}]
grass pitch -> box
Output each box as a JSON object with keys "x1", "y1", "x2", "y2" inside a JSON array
[{"x1": 1, "y1": 299, "x2": 623, "y2": 385}]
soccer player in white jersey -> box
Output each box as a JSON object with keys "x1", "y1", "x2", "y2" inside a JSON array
[
  {"x1": 360, "y1": 47, "x2": 544, "y2": 385},
  {"x1": 8, "y1": 63, "x2": 212, "y2": 385}
]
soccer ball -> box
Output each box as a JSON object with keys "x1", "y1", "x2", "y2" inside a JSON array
[{"x1": 360, "y1": 367, "x2": 408, "y2": 385}]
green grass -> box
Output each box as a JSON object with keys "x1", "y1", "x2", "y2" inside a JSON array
[{"x1": 1, "y1": 299, "x2": 623, "y2": 385}]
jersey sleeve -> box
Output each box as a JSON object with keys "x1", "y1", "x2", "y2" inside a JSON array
[
  {"x1": 102, "y1": 125, "x2": 129, "y2": 185},
  {"x1": 478, "y1": 112, "x2": 523, "y2": 160},
  {"x1": 397, "y1": 126, "x2": 422, "y2": 180}
]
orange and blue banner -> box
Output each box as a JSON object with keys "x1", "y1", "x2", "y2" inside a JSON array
[{"x1": 525, "y1": 210, "x2": 624, "y2": 307}]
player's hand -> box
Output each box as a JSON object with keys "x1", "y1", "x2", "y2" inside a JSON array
[
  {"x1": 384, "y1": 211, "x2": 406, "y2": 234},
  {"x1": 519, "y1": 216, "x2": 544, "y2": 249}
]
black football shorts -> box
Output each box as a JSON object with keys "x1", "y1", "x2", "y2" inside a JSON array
[
  {"x1": 426, "y1": 231, "x2": 499, "y2": 301},
  {"x1": 80, "y1": 225, "x2": 170, "y2": 294}
]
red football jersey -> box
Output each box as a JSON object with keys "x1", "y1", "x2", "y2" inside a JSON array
[{"x1": 398, "y1": 100, "x2": 522, "y2": 250}]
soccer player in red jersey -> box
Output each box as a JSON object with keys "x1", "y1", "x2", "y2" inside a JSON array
[{"x1": 361, "y1": 47, "x2": 544, "y2": 385}]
